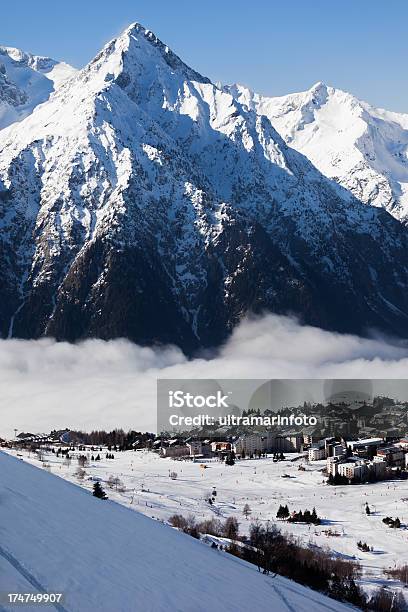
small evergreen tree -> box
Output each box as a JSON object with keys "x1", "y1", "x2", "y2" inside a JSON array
[
  {"x1": 276, "y1": 504, "x2": 290, "y2": 519},
  {"x1": 276, "y1": 504, "x2": 284, "y2": 519},
  {"x1": 93, "y1": 481, "x2": 107, "y2": 499}
]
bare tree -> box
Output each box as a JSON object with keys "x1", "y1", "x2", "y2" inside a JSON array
[
  {"x1": 107, "y1": 475, "x2": 122, "y2": 491},
  {"x1": 243, "y1": 503, "x2": 251, "y2": 519},
  {"x1": 77, "y1": 455, "x2": 88, "y2": 467},
  {"x1": 224, "y1": 516, "x2": 239, "y2": 540}
]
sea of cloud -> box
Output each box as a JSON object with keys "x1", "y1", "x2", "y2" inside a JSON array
[{"x1": 1, "y1": 314, "x2": 408, "y2": 438}]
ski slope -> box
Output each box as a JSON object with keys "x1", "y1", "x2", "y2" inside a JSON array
[
  {"x1": 0, "y1": 451, "x2": 353, "y2": 612},
  {"x1": 4, "y1": 446, "x2": 408, "y2": 602}
]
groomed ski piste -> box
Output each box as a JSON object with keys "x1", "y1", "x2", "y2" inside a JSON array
[{"x1": 0, "y1": 451, "x2": 354, "y2": 612}]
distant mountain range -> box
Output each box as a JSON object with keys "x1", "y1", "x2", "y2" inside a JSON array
[
  {"x1": 226, "y1": 82, "x2": 408, "y2": 222},
  {"x1": 1, "y1": 23, "x2": 408, "y2": 353},
  {"x1": 0, "y1": 45, "x2": 75, "y2": 129}
]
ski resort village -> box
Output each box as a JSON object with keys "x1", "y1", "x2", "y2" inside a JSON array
[{"x1": 2, "y1": 404, "x2": 408, "y2": 611}]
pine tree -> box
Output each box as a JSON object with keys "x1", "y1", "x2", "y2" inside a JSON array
[
  {"x1": 93, "y1": 481, "x2": 107, "y2": 499},
  {"x1": 304, "y1": 509, "x2": 312, "y2": 523},
  {"x1": 365, "y1": 504, "x2": 371, "y2": 515},
  {"x1": 276, "y1": 504, "x2": 285, "y2": 519},
  {"x1": 277, "y1": 505, "x2": 290, "y2": 519},
  {"x1": 344, "y1": 579, "x2": 366, "y2": 607}
]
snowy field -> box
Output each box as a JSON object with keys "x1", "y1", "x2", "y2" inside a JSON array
[
  {"x1": 4, "y1": 446, "x2": 408, "y2": 600},
  {"x1": 0, "y1": 451, "x2": 354, "y2": 612}
]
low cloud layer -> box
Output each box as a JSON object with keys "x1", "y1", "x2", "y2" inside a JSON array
[{"x1": 2, "y1": 314, "x2": 408, "y2": 438}]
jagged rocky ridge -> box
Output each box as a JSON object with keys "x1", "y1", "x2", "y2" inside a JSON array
[
  {"x1": 0, "y1": 45, "x2": 76, "y2": 130},
  {"x1": 1, "y1": 23, "x2": 408, "y2": 353},
  {"x1": 226, "y1": 82, "x2": 408, "y2": 223}
]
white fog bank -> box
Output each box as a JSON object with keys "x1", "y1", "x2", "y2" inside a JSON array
[{"x1": 1, "y1": 314, "x2": 408, "y2": 438}]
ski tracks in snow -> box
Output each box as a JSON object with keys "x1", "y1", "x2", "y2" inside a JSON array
[{"x1": 0, "y1": 544, "x2": 69, "y2": 612}]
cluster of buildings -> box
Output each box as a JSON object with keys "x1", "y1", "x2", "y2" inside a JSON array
[
  {"x1": 232, "y1": 432, "x2": 302, "y2": 456},
  {"x1": 274, "y1": 396, "x2": 408, "y2": 441},
  {"x1": 159, "y1": 431, "x2": 408, "y2": 477},
  {"x1": 308, "y1": 436, "x2": 408, "y2": 482},
  {"x1": 159, "y1": 432, "x2": 304, "y2": 459},
  {"x1": 160, "y1": 439, "x2": 210, "y2": 458}
]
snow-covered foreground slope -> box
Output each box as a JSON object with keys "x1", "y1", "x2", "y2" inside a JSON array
[
  {"x1": 227, "y1": 82, "x2": 408, "y2": 221},
  {"x1": 0, "y1": 46, "x2": 76, "y2": 130},
  {"x1": 5, "y1": 447, "x2": 408, "y2": 603},
  {"x1": 2, "y1": 24, "x2": 408, "y2": 349},
  {"x1": 0, "y1": 452, "x2": 353, "y2": 612}
]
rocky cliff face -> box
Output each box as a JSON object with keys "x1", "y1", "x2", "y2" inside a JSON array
[{"x1": 1, "y1": 24, "x2": 408, "y2": 352}]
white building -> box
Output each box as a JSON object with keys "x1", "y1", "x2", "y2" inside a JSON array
[
  {"x1": 326, "y1": 456, "x2": 339, "y2": 476},
  {"x1": 233, "y1": 433, "x2": 303, "y2": 456},
  {"x1": 309, "y1": 447, "x2": 325, "y2": 461},
  {"x1": 233, "y1": 434, "x2": 264, "y2": 456},
  {"x1": 337, "y1": 461, "x2": 366, "y2": 481}
]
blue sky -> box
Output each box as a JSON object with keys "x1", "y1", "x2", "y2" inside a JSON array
[{"x1": 1, "y1": 0, "x2": 407, "y2": 111}]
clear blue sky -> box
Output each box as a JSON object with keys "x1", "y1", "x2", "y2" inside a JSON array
[{"x1": 1, "y1": 0, "x2": 407, "y2": 112}]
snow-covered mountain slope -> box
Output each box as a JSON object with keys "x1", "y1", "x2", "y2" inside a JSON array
[
  {"x1": 227, "y1": 82, "x2": 408, "y2": 222},
  {"x1": 0, "y1": 452, "x2": 353, "y2": 612},
  {"x1": 2, "y1": 24, "x2": 408, "y2": 350},
  {"x1": 0, "y1": 46, "x2": 76, "y2": 130}
]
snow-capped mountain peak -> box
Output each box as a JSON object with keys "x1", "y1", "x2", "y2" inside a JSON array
[
  {"x1": 79, "y1": 21, "x2": 210, "y2": 97},
  {"x1": 227, "y1": 81, "x2": 408, "y2": 222},
  {"x1": 1, "y1": 24, "x2": 408, "y2": 350},
  {"x1": 0, "y1": 45, "x2": 76, "y2": 130}
]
